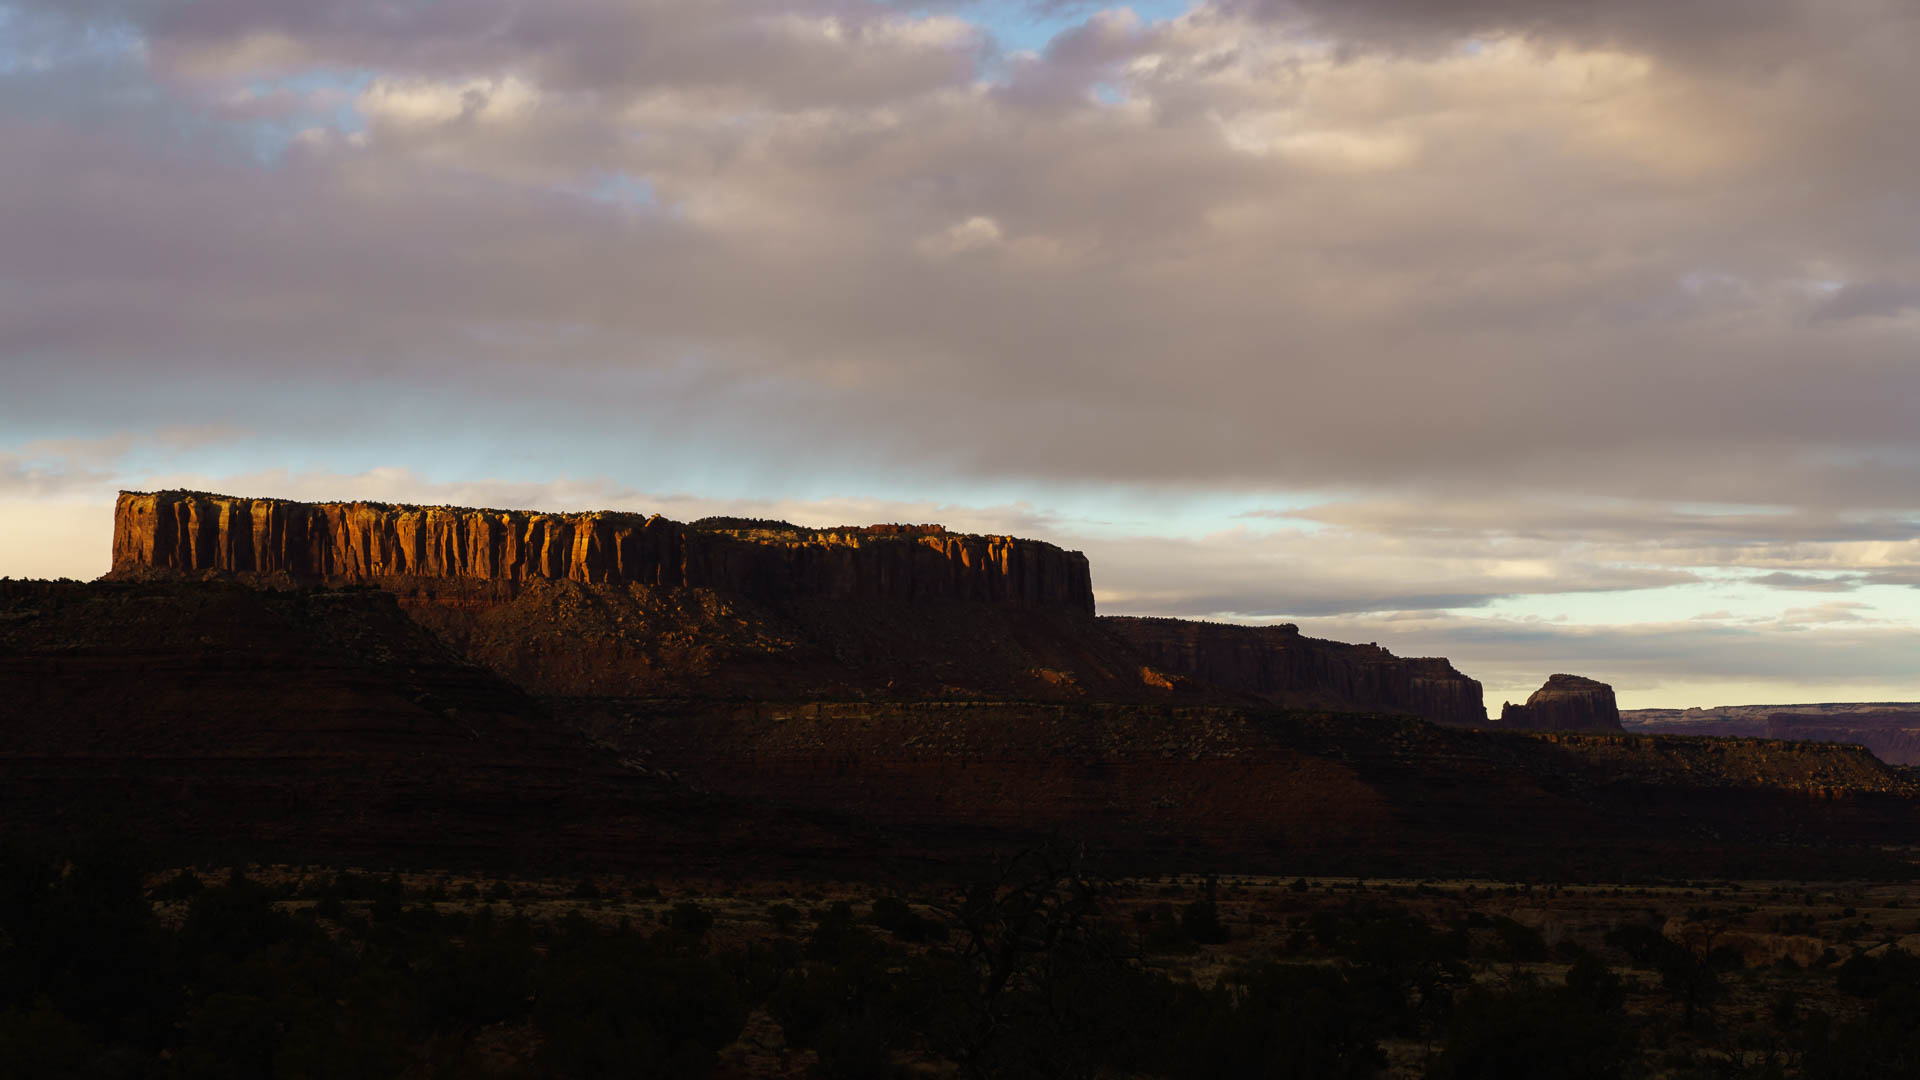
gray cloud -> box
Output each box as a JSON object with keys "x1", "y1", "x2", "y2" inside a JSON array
[
  {"x1": 1751, "y1": 571, "x2": 1863, "y2": 593},
  {"x1": 1286, "y1": 610, "x2": 1920, "y2": 708},
  {"x1": 11, "y1": 0, "x2": 990, "y2": 105},
  {"x1": 6, "y1": 2, "x2": 1917, "y2": 508},
  {"x1": 1221, "y1": 0, "x2": 1850, "y2": 66},
  {"x1": 1077, "y1": 528, "x2": 1699, "y2": 617},
  {"x1": 1277, "y1": 499, "x2": 1920, "y2": 546},
  {"x1": 1815, "y1": 280, "x2": 1920, "y2": 322}
]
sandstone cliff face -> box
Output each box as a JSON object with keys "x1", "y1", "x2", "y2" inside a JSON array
[
  {"x1": 1102, "y1": 617, "x2": 1487, "y2": 727},
  {"x1": 112, "y1": 490, "x2": 1094, "y2": 613},
  {"x1": 1499, "y1": 674, "x2": 1623, "y2": 733}
]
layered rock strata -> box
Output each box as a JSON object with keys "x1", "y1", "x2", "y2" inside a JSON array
[
  {"x1": 1102, "y1": 617, "x2": 1487, "y2": 727},
  {"x1": 112, "y1": 490, "x2": 1094, "y2": 613},
  {"x1": 1500, "y1": 674, "x2": 1624, "y2": 733}
]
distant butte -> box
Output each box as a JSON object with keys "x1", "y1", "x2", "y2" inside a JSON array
[{"x1": 1500, "y1": 674, "x2": 1625, "y2": 733}]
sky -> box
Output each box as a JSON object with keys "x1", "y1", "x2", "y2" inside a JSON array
[{"x1": 3, "y1": 0, "x2": 1918, "y2": 709}]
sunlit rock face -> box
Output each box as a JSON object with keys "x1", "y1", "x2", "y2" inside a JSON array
[
  {"x1": 1102, "y1": 616, "x2": 1488, "y2": 727},
  {"x1": 1500, "y1": 674, "x2": 1624, "y2": 733},
  {"x1": 111, "y1": 490, "x2": 1095, "y2": 613}
]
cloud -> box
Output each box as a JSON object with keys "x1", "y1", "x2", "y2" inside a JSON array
[
  {"x1": 918, "y1": 215, "x2": 1006, "y2": 257},
  {"x1": 7, "y1": 3, "x2": 1920, "y2": 515},
  {"x1": 1750, "y1": 571, "x2": 1862, "y2": 593},
  {"x1": 20, "y1": 0, "x2": 990, "y2": 106},
  {"x1": 1280, "y1": 609, "x2": 1920, "y2": 709},
  {"x1": 1076, "y1": 526, "x2": 1698, "y2": 617},
  {"x1": 15, "y1": 5, "x2": 1915, "y2": 509},
  {"x1": 1814, "y1": 280, "x2": 1920, "y2": 322},
  {"x1": 1219, "y1": 0, "x2": 1837, "y2": 66},
  {"x1": 1773, "y1": 601, "x2": 1877, "y2": 627}
]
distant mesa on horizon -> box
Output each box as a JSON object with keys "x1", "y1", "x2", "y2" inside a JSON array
[
  {"x1": 1623, "y1": 701, "x2": 1920, "y2": 765},
  {"x1": 106, "y1": 489, "x2": 1639, "y2": 733}
]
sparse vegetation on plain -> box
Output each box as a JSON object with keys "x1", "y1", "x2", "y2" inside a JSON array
[{"x1": 7, "y1": 834, "x2": 1920, "y2": 1078}]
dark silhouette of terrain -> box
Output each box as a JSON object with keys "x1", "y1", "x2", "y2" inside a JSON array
[
  {"x1": 6, "y1": 576, "x2": 1917, "y2": 879},
  {"x1": 0, "y1": 579, "x2": 872, "y2": 871}
]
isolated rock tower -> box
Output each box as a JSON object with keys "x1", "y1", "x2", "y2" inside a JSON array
[{"x1": 1499, "y1": 674, "x2": 1623, "y2": 732}]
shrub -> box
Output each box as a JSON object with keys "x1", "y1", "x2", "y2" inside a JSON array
[
  {"x1": 1565, "y1": 953, "x2": 1625, "y2": 1014},
  {"x1": 1427, "y1": 984, "x2": 1637, "y2": 1080},
  {"x1": 663, "y1": 901, "x2": 715, "y2": 945},
  {"x1": 1181, "y1": 898, "x2": 1230, "y2": 944},
  {"x1": 768, "y1": 902, "x2": 802, "y2": 933}
]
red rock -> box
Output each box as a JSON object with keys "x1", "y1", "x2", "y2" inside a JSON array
[{"x1": 111, "y1": 490, "x2": 1094, "y2": 613}]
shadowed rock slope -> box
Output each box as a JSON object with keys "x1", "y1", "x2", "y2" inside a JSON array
[
  {"x1": 0, "y1": 580, "x2": 870, "y2": 870},
  {"x1": 6, "y1": 580, "x2": 1917, "y2": 878},
  {"x1": 1102, "y1": 617, "x2": 1487, "y2": 727},
  {"x1": 565, "y1": 698, "x2": 1920, "y2": 878}
]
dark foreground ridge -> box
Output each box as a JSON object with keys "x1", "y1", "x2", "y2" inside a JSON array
[
  {"x1": 0, "y1": 579, "x2": 871, "y2": 872},
  {"x1": 6, "y1": 579, "x2": 1918, "y2": 879}
]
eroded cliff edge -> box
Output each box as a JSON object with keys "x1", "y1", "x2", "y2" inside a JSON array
[
  {"x1": 112, "y1": 490, "x2": 1094, "y2": 612},
  {"x1": 109, "y1": 490, "x2": 1161, "y2": 700},
  {"x1": 1103, "y1": 616, "x2": 1487, "y2": 727}
]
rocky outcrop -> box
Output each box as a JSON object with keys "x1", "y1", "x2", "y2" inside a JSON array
[
  {"x1": 1102, "y1": 617, "x2": 1487, "y2": 727},
  {"x1": 1500, "y1": 674, "x2": 1623, "y2": 732},
  {"x1": 111, "y1": 490, "x2": 1094, "y2": 613}
]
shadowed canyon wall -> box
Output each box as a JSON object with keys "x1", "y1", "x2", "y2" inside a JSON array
[
  {"x1": 111, "y1": 490, "x2": 1094, "y2": 613},
  {"x1": 1102, "y1": 617, "x2": 1487, "y2": 727}
]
